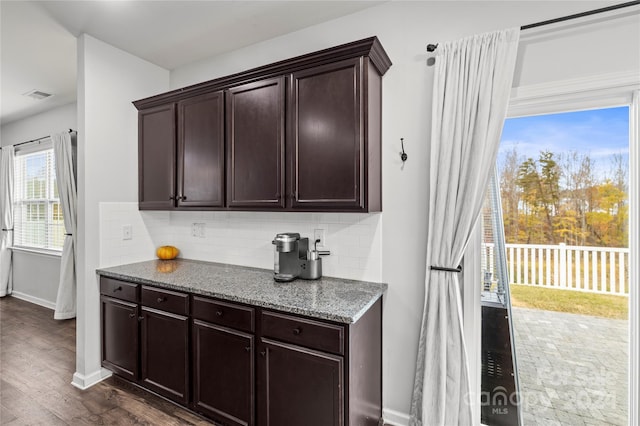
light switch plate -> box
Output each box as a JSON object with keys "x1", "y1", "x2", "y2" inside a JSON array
[{"x1": 122, "y1": 225, "x2": 133, "y2": 240}]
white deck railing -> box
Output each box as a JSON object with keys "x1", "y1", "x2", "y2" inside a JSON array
[{"x1": 482, "y1": 243, "x2": 629, "y2": 296}]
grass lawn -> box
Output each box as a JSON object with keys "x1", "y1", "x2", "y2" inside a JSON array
[{"x1": 509, "y1": 284, "x2": 628, "y2": 319}]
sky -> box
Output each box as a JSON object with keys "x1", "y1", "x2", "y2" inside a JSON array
[{"x1": 499, "y1": 106, "x2": 629, "y2": 180}]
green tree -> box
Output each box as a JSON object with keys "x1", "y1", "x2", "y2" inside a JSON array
[
  {"x1": 515, "y1": 151, "x2": 560, "y2": 243},
  {"x1": 587, "y1": 180, "x2": 628, "y2": 247}
]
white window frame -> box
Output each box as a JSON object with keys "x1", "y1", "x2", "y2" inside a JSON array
[
  {"x1": 12, "y1": 140, "x2": 64, "y2": 254},
  {"x1": 464, "y1": 73, "x2": 640, "y2": 426}
]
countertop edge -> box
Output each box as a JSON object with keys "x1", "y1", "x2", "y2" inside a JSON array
[{"x1": 96, "y1": 268, "x2": 386, "y2": 324}]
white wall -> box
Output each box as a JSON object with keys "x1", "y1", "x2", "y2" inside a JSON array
[
  {"x1": 0, "y1": 103, "x2": 76, "y2": 307},
  {"x1": 74, "y1": 34, "x2": 170, "y2": 389},
  {"x1": 1, "y1": 102, "x2": 76, "y2": 147},
  {"x1": 11, "y1": 251, "x2": 60, "y2": 308},
  {"x1": 168, "y1": 2, "x2": 639, "y2": 423}
]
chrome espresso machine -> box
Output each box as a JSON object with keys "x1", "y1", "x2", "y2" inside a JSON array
[{"x1": 271, "y1": 233, "x2": 330, "y2": 282}]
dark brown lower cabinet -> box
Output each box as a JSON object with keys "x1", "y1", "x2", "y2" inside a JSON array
[
  {"x1": 258, "y1": 338, "x2": 344, "y2": 426},
  {"x1": 100, "y1": 275, "x2": 382, "y2": 426},
  {"x1": 100, "y1": 295, "x2": 139, "y2": 381},
  {"x1": 192, "y1": 320, "x2": 254, "y2": 426},
  {"x1": 140, "y1": 306, "x2": 189, "y2": 405}
]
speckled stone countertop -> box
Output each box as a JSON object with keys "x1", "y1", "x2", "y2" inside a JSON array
[{"x1": 97, "y1": 259, "x2": 387, "y2": 324}]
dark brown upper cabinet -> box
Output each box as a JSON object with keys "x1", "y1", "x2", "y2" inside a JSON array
[
  {"x1": 138, "y1": 104, "x2": 176, "y2": 210},
  {"x1": 226, "y1": 77, "x2": 285, "y2": 209},
  {"x1": 288, "y1": 58, "x2": 365, "y2": 210},
  {"x1": 134, "y1": 37, "x2": 391, "y2": 212},
  {"x1": 177, "y1": 91, "x2": 225, "y2": 208}
]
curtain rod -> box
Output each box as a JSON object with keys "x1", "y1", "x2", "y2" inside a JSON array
[
  {"x1": 10, "y1": 129, "x2": 76, "y2": 149},
  {"x1": 426, "y1": 0, "x2": 640, "y2": 52}
]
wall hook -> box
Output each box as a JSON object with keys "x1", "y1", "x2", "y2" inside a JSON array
[{"x1": 400, "y1": 138, "x2": 408, "y2": 162}]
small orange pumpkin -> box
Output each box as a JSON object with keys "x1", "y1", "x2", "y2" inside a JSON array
[{"x1": 156, "y1": 245, "x2": 179, "y2": 260}]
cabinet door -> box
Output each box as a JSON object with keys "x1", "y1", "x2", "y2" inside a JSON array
[
  {"x1": 289, "y1": 58, "x2": 363, "y2": 210},
  {"x1": 140, "y1": 307, "x2": 189, "y2": 405},
  {"x1": 139, "y1": 104, "x2": 176, "y2": 210},
  {"x1": 258, "y1": 338, "x2": 344, "y2": 426},
  {"x1": 177, "y1": 91, "x2": 225, "y2": 208},
  {"x1": 192, "y1": 320, "x2": 254, "y2": 426},
  {"x1": 101, "y1": 296, "x2": 139, "y2": 381},
  {"x1": 227, "y1": 77, "x2": 285, "y2": 208}
]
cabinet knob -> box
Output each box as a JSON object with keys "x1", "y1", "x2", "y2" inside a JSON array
[
  {"x1": 182, "y1": 195, "x2": 187, "y2": 201},
  {"x1": 260, "y1": 350, "x2": 266, "y2": 357},
  {"x1": 138, "y1": 316, "x2": 144, "y2": 321},
  {"x1": 293, "y1": 327, "x2": 302, "y2": 336},
  {"x1": 245, "y1": 346, "x2": 251, "y2": 353},
  {"x1": 216, "y1": 311, "x2": 223, "y2": 317},
  {"x1": 113, "y1": 286, "x2": 122, "y2": 292},
  {"x1": 157, "y1": 297, "x2": 166, "y2": 303},
  {"x1": 129, "y1": 313, "x2": 135, "y2": 318},
  {"x1": 169, "y1": 196, "x2": 176, "y2": 201}
]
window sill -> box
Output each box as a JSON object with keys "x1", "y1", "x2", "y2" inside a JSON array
[{"x1": 9, "y1": 246, "x2": 63, "y2": 258}]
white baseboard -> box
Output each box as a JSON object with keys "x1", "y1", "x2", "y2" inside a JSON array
[
  {"x1": 71, "y1": 368, "x2": 113, "y2": 390},
  {"x1": 11, "y1": 291, "x2": 56, "y2": 310},
  {"x1": 383, "y1": 408, "x2": 410, "y2": 426}
]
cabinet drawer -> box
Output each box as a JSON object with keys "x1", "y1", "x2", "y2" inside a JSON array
[
  {"x1": 100, "y1": 277, "x2": 138, "y2": 303},
  {"x1": 261, "y1": 311, "x2": 344, "y2": 355},
  {"x1": 192, "y1": 296, "x2": 254, "y2": 333},
  {"x1": 141, "y1": 286, "x2": 189, "y2": 315}
]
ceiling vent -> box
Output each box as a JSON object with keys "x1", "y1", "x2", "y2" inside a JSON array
[{"x1": 22, "y1": 90, "x2": 53, "y2": 101}]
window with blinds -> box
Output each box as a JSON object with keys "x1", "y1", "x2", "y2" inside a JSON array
[{"x1": 13, "y1": 147, "x2": 65, "y2": 251}]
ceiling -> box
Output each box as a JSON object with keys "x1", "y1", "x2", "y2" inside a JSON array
[{"x1": 0, "y1": 1, "x2": 381, "y2": 126}]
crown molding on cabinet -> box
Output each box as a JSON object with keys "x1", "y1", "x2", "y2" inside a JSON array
[{"x1": 133, "y1": 37, "x2": 392, "y2": 111}]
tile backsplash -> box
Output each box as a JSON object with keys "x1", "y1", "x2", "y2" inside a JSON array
[{"x1": 99, "y1": 202, "x2": 382, "y2": 282}]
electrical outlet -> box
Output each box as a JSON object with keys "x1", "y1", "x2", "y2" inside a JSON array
[
  {"x1": 191, "y1": 223, "x2": 205, "y2": 238},
  {"x1": 313, "y1": 228, "x2": 326, "y2": 248},
  {"x1": 122, "y1": 225, "x2": 132, "y2": 240}
]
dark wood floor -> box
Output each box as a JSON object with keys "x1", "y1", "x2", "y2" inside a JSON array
[{"x1": 0, "y1": 296, "x2": 212, "y2": 425}]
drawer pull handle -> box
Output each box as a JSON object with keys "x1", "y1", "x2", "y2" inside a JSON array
[
  {"x1": 293, "y1": 327, "x2": 302, "y2": 336},
  {"x1": 157, "y1": 297, "x2": 166, "y2": 303},
  {"x1": 129, "y1": 313, "x2": 135, "y2": 318},
  {"x1": 245, "y1": 346, "x2": 251, "y2": 353},
  {"x1": 216, "y1": 311, "x2": 223, "y2": 317},
  {"x1": 113, "y1": 286, "x2": 122, "y2": 292}
]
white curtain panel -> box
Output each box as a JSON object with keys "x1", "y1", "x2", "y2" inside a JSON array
[
  {"x1": 52, "y1": 132, "x2": 77, "y2": 320},
  {"x1": 0, "y1": 146, "x2": 15, "y2": 297},
  {"x1": 410, "y1": 28, "x2": 520, "y2": 426}
]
